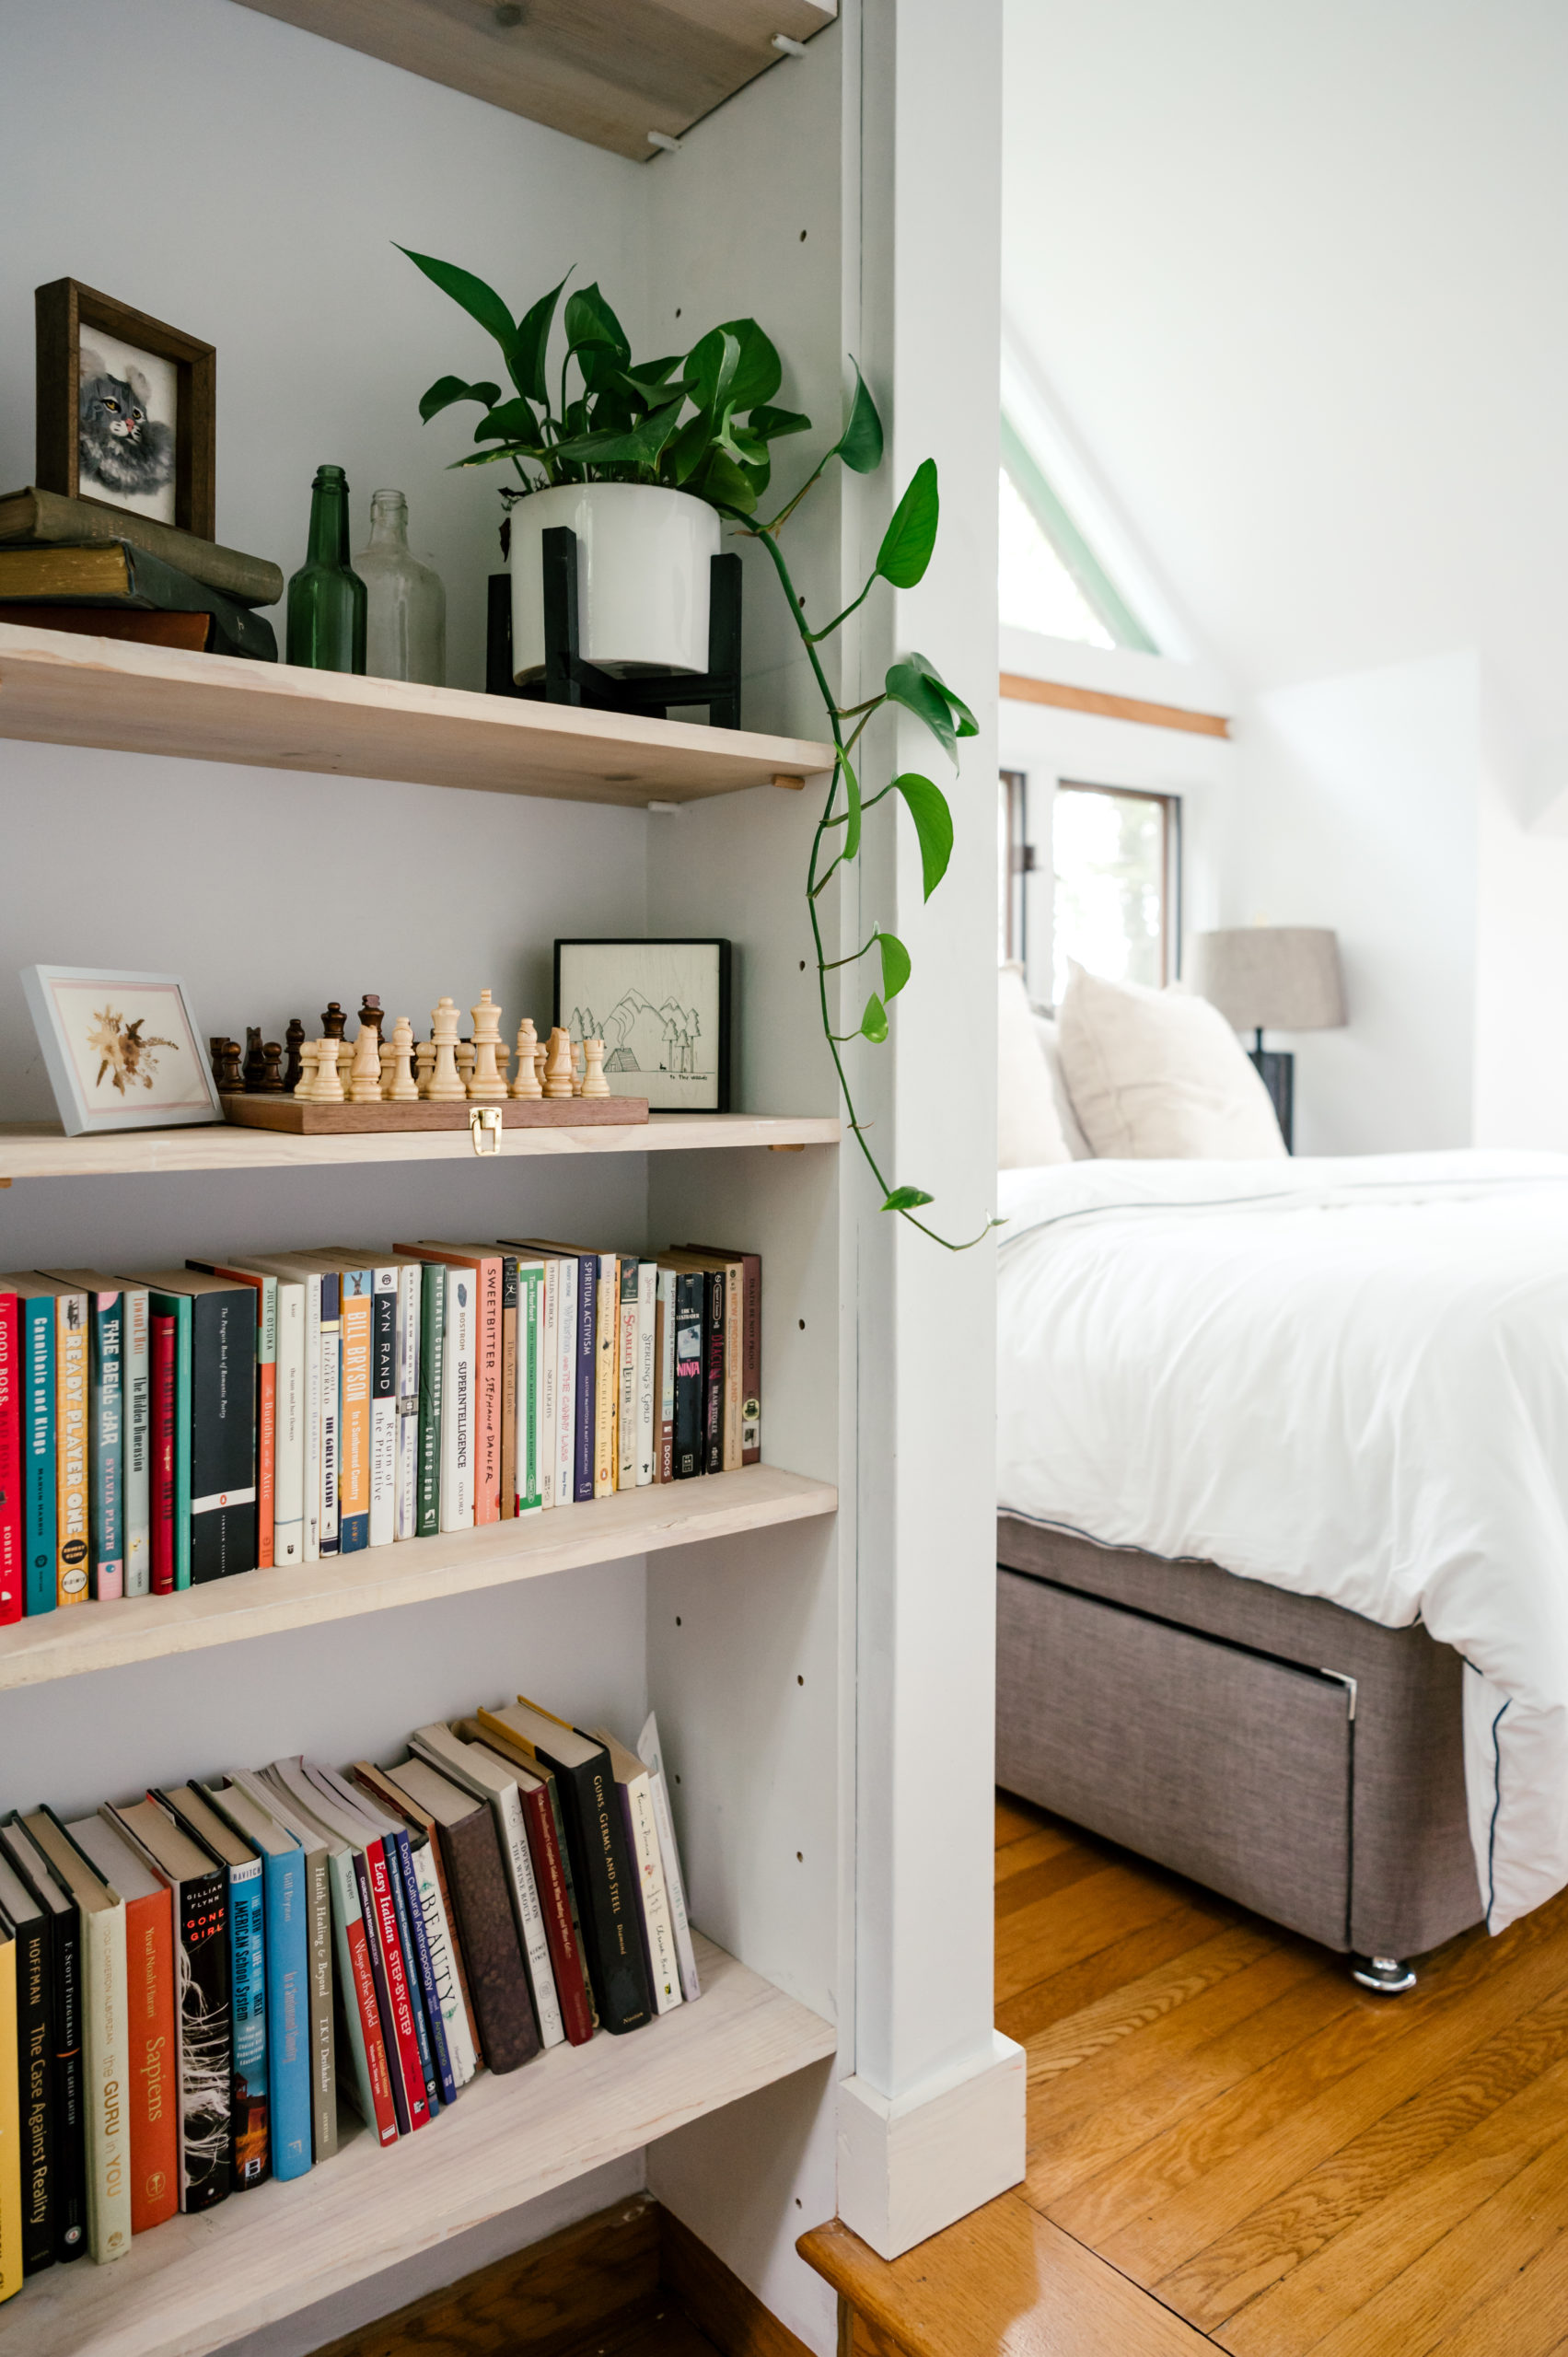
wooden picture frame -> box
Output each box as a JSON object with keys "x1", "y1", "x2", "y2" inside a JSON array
[
  {"x1": 554, "y1": 938, "x2": 732, "y2": 1112},
  {"x1": 35, "y1": 277, "x2": 215, "y2": 539}
]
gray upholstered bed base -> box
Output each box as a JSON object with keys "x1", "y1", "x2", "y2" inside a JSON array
[{"x1": 996, "y1": 1516, "x2": 1483, "y2": 1963}]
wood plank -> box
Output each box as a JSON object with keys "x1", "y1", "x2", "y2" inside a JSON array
[
  {"x1": 219, "y1": 1091, "x2": 645, "y2": 1133},
  {"x1": 996, "y1": 1841, "x2": 1114, "y2": 1923},
  {"x1": 1418, "y1": 2188, "x2": 1568, "y2": 2357},
  {"x1": 0, "y1": 1111, "x2": 841, "y2": 1184},
  {"x1": 3, "y1": 1936, "x2": 835, "y2": 2357},
  {"x1": 0, "y1": 1464, "x2": 837, "y2": 1693},
  {"x1": 995, "y1": 1793, "x2": 1043, "y2": 1850},
  {"x1": 995, "y1": 1826, "x2": 1078, "y2": 1887},
  {"x1": 229, "y1": 0, "x2": 834, "y2": 163},
  {"x1": 1160, "y1": 1975, "x2": 1568, "y2": 2332},
  {"x1": 996, "y1": 1899, "x2": 1238, "y2": 2049},
  {"x1": 797, "y1": 2198, "x2": 1217, "y2": 2357},
  {"x1": 0, "y1": 623, "x2": 834, "y2": 807},
  {"x1": 1026, "y1": 1928, "x2": 1276, "y2": 2086},
  {"x1": 998, "y1": 672, "x2": 1231, "y2": 738},
  {"x1": 996, "y1": 1859, "x2": 1202, "y2": 2003},
  {"x1": 659, "y1": 2209, "x2": 816, "y2": 2357}
]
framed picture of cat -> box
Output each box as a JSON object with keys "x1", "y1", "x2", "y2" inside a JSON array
[{"x1": 34, "y1": 278, "x2": 215, "y2": 539}]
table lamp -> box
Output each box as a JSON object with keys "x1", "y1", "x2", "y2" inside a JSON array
[{"x1": 1191, "y1": 927, "x2": 1346, "y2": 1152}]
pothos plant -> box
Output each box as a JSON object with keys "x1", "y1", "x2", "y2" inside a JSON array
[{"x1": 402, "y1": 250, "x2": 989, "y2": 1247}]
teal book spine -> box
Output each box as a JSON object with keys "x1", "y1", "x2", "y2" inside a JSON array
[
  {"x1": 415, "y1": 1267, "x2": 443, "y2": 1538},
  {"x1": 23, "y1": 1294, "x2": 56, "y2": 1616},
  {"x1": 228, "y1": 1855, "x2": 270, "y2": 2189},
  {"x1": 261, "y1": 1842, "x2": 311, "y2": 2180},
  {"x1": 89, "y1": 1291, "x2": 124, "y2": 1600},
  {"x1": 519, "y1": 1265, "x2": 543, "y2": 1512}
]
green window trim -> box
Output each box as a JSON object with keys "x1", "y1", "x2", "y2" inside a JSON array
[{"x1": 1000, "y1": 412, "x2": 1159, "y2": 656}]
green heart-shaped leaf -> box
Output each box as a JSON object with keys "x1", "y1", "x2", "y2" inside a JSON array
[
  {"x1": 515, "y1": 274, "x2": 568, "y2": 404},
  {"x1": 474, "y1": 395, "x2": 538, "y2": 443},
  {"x1": 876, "y1": 459, "x2": 939, "y2": 588},
  {"x1": 553, "y1": 395, "x2": 685, "y2": 469},
  {"x1": 688, "y1": 319, "x2": 782, "y2": 415},
  {"x1": 860, "y1": 992, "x2": 889, "y2": 1043},
  {"x1": 882, "y1": 1184, "x2": 935, "y2": 1212},
  {"x1": 877, "y1": 931, "x2": 912, "y2": 1000},
  {"x1": 749, "y1": 404, "x2": 812, "y2": 442},
  {"x1": 836, "y1": 362, "x2": 884, "y2": 473},
  {"x1": 842, "y1": 750, "x2": 863, "y2": 861},
  {"x1": 400, "y1": 248, "x2": 521, "y2": 375},
  {"x1": 890, "y1": 772, "x2": 954, "y2": 900},
  {"x1": 419, "y1": 374, "x2": 503, "y2": 424}
]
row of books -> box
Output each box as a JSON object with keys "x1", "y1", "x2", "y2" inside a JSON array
[
  {"x1": 0, "y1": 1238, "x2": 761, "y2": 1615},
  {"x1": 0, "y1": 1697, "x2": 697, "y2": 2298}
]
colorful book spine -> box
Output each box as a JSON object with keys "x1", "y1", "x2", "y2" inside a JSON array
[
  {"x1": 475, "y1": 1256, "x2": 502, "y2": 1526},
  {"x1": 416, "y1": 1264, "x2": 444, "y2": 1538},
  {"x1": 300, "y1": 1274, "x2": 321, "y2": 1564},
  {"x1": 88, "y1": 1289, "x2": 124, "y2": 1602},
  {"x1": 318, "y1": 1272, "x2": 340, "y2": 1559},
  {"x1": 22, "y1": 1296, "x2": 55, "y2": 1617},
  {"x1": 673, "y1": 1273, "x2": 703, "y2": 1480},
  {"x1": 363, "y1": 1840, "x2": 429, "y2": 2130},
  {"x1": 227, "y1": 1854, "x2": 268, "y2": 2189},
  {"x1": 394, "y1": 1265, "x2": 421, "y2": 1542},
  {"x1": 369, "y1": 1271, "x2": 397, "y2": 1550},
  {"x1": 384, "y1": 1828, "x2": 452, "y2": 2108},
  {"x1": 499, "y1": 1256, "x2": 517, "y2": 1522},
  {"x1": 260, "y1": 1839, "x2": 310, "y2": 2179},
  {"x1": 151, "y1": 1315, "x2": 176, "y2": 1596},
  {"x1": 315, "y1": 1841, "x2": 396, "y2": 2147},
  {"x1": 173, "y1": 1861, "x2": 230, "y2": 2211},
  {"x1": 273, "y1": 1281, "x2": 305, "y2": 1566},
  {"x1": 54, "y1": 1292, "x2": 89, "y2": 1605},
  {"x1": 635, "y1": 1261, "x2": 656, "y2": 1488},
  {"x1": 555, "y1": 1255, "x2": 578, "y2": 1508},
  {"x1": 254, "y1": 1278, "x2": 276, "y2": 1570},
  {"x1": 408, "y1": 1838, "x2": 475, "y2": 2085},
  {"x1": 617, "y1": 1260, "x2": 639, "y2": 1492},
  {"x1": 539, "y1": 1257, "x2": 559, "y2": 1514},
  {"x1": 517, "y1": 1262, "x2": 544, "y2": 1515},
  {"x1": 593, "y1": 1257, "x2": 618, "y2": 1500},
  {"x1": 337, "y1": 1272, "x2": 372, "y2": 1555},
  {"x1": 438, "y1": 1269, "x2": 473, "y2": 1533},
  {"x1": 122, "y1": 1288, "x2": 150, "y2": 1597},
  {"x1": 702, "y1": 1271, "x2": 726, "y2": 1477},
  {"x1": 121, "y1": 1885, "x2": 177, "y2": 2232},
  {"x1": 0, "y1": 1295, "x2": 20, "y2": 1625},
  {"x1": 573, "y1": 1253, "x2": 596, "y2": 1504}
]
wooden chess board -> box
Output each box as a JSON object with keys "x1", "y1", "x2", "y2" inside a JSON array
[{"x1": 221, "y1": 1093, "x2": 648, "y2": 1133}]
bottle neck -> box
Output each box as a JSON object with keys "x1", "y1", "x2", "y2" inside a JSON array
[
  {"x1": 306, "y1": 479, "x2": 351, "y2": 565},
  {"x1": 368, "y1": 493, "x2": 411, "y2": 550}
]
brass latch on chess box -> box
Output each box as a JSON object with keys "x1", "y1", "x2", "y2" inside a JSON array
[{"x1": 469, "y1": 1107, "x2": 503, "y2": 1155}]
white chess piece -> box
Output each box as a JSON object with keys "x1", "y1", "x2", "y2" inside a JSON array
[
  {"x1": 388, "y1": 1016, "x2": 419, "y2": 1102},
  {"x1": 468, "y1": 989, "x2": 506, "y2": 1101},
  {"x1": 427, "y1": 998, "x2": 465, "y2": 1102},
  {"x1": 314, "y1": 1039, "x2": 344, "y2": 1102},
  {"x1": 534, "y1": 1041, "x2": 549, "y2": 1093},
  {"x1": 456, "y1": 1039, "x2": 476, "y2": 1093},
  {"x1": 348, "y1": 1022, "x2": 384, "y2": 1105},
  {"x1": 543, "y1": 1027, "x2": 575, "y2": 1099},
  {"x1": 414, "y1": 1039, "x2": 436, "y2": 1099},
  {"x1": 581, "y1": 1038, "x2": 610, "y2": 1098},
  {"x1": 571, "y1": 1040, "x2": 586, "y2": 1097},
  {"x1": 510, "y1": 1017, "x2": 542, "y2": 1099},
  {"x1": 296, "y1": 1040, "x2": 321, "y2": 1099}
]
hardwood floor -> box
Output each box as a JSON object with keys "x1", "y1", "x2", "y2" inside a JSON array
[{"x1": 995, "y1": 1791, "x2": 1568, "y2": 2355}]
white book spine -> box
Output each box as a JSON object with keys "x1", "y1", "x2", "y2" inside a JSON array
[
  {"x1": 369, "y1": 1268, "x2": 397, "y2": 1549},
  {"x1": 657, "y1": 1269, "x2": 676, "y2": 1482},
  {"x1": 517, "y1": 1263, "x2": 544, "y2": 1515},
  {"x1": 82, "y1": 1895, "x2": 133, "y2": 2259},
  {"x1": 301, "y1": 1276, "x2": 321, "y2": 1562},
  {"x1": 635, "y1": 1261, "x2": 656, "y2": 1488},
  {"x1": 273, "y1": 1283, "x2": 305, "y2": 1565},
  {"x1": 539, "y1": 1257, "x2": 558, "y2": 1512},
  {"x1": 319, "y1": 1318, "x2": 341, "y2": 1553},
  {"x1": 491, "y1": 1786, "x2": 564, "y2": 2047},
  {"x1": 122, "y1": 1287, "x2": 150, "y2": 1596},
  {"x1": 638, "y1": 1713, "x2": 701, "y2": 2003},
  {"x1": 627, "y1": 1772, "x2": 681, "y2": 2011},
  {"x1": 411, "y1": 1845, "x2": 476, "y2": 2085},
  {"x1": 439, "y1": 1268, "x2": 474, "y2": 1530},
  {"x1": 554, "y1": 1258, "x2": 577, "y2": 1507},
  {"x1": 395, "y1": 1266, "x2": 421, "y2": 1541},
  {"x1": 618, "y1": 1270, "x2": 639, "y2": 1491}
]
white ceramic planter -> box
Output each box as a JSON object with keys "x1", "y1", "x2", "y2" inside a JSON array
[{"x1": 508, "y1": 482, "x2": 721, "y2": 680}]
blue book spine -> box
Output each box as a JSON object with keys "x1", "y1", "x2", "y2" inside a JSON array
[
  {"x1": 381, "y1": 1830, "x2": 440, "y2": 2117},
  {"x1": 573, "y1": 1252, "x2": 596, "y2": 1504},
  {"x1": 262, "y1": 1844, "x2": 313, "y2": 2180},
  {"x1": 90, "y1": 1291, "x2": 123, "y2": 1599},
  {"x1": 390, "y1": 1829, "x2": 456, "y2": 2107},
  {"x1": 229, "y1": 1856, "x2": 270, "y2": 2188},
  {"x1": 23, "y1": 1295, "x2": 56, "y2": 1616}
]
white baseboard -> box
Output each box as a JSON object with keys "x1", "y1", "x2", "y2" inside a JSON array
[{"x1": 835, "y1": 2031, "x2": 1026, "y2": 2259}]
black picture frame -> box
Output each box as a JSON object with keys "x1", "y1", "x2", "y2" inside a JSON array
[{"x1": 554, "y1": 938, "x2": 731, "y2": 1113}]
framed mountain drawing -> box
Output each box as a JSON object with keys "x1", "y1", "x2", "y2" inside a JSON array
[{"x1": 554, "y1": 938, "x2": 731, "y2": 1112}]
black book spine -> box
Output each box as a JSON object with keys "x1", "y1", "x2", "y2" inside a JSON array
[
  {"x1": 190, "y1": 1291, "x2": 258, "y2": 1582},
  {"x1": 672, "y1": 1274, "x2": 703, "y2": 1480},
  {"x1": 13, "y1": 1907, "x2": 53, "y2": 2273},
  {"x1": 350, "y1": 1850, "x2": 408, "y2": 2136},
  {"x1": 702, "y1": 1271, "x2": 726, "y2": 1477},
  {"x1": 177, "y1": 1866, "x2": 232, "y2": 2212},
  {"x1": 547, "y1": 1746, "x2": 652, "y2": 2036},
  {"x1": 44, "y1": 1895, "x2": 86, "y2": 2262}
]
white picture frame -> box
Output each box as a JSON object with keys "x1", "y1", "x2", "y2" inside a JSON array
[{"x1": 21, "y1": 965, "x2": 223, "y2": 1136}]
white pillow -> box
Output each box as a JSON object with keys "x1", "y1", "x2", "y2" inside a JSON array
[
  {"x1": 1030, "y1": 1011, "x2": 1094, "y2": 1160},
  {"x1": 1057, "y1": 962, "x2": 1286, "y2": 1159},
  {"x1": 998, "y1": 964, "x2": 1071, "y2": 1167}
]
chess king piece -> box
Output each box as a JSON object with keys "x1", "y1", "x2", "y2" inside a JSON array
[
  {"x1": 414, "y1": 1038, "x2": 437, "y2": 1098},
  {"x1": 284, "y1": 1017, "x2": 306, "y2": 1095},
  {"x1": 320, "y1": 1001, "x2": 348, "y2": 1040},
  {"x1": 314, "y1": 1039, "x2": 345, "y2": 1101},
  {"x1": 388, "y1": 1016, "x2": 419, "y2": 1102},
  {"x1": 243, "y1": 1027, "x2": 267, "y2": 1093},
  {"x1": 358, "y1": 993, "x2": 385, "y2": 1044},
  {"x1": 427, "y1": 998, "x2": 465, "y2": 1101},
  {"x1": 543, "y1": 1027, "x2": 575, "y2": 1098},
  {"x1": 510, "y1": 1017, "x2": 542, "y2": 1098},
  {"x1": 467, "y1": 989, "x2": 507, "y2": 1101},
  {"x1": 348, "y1": 1019, "x2": 384, "y2": 1104},
  {"x1": 261, "y1": 1043, "x2": 285, "y2": 1092},
  {"x1": 581, "y1": 1038, "x2": 610, "y2": 1097},
  {"x1": 296, "y1": 1039, "x2": 321, "y2": 1097}
]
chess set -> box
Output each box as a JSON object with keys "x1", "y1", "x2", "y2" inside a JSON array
[{"x1": 214, "y1": 991, "x2": 648, "y2": 1133}]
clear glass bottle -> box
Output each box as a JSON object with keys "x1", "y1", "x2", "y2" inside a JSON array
[
  {"x1": 355, "y1": 490, "x2": 447, "y2": 686},
  {"x1": 286, "y1": 463, "x2": 366, "y2": 673}
]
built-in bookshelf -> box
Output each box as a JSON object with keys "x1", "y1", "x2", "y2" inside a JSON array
[
  {"x1": 0, "y1": 1464, "x2": 837, "y2": 1692},
  {"x1": 2, "y1": 1933, "x2": 836, "y2": 2357},
  {"x1": 0, "y1": 623, "x2": 835, "y2": 807}
]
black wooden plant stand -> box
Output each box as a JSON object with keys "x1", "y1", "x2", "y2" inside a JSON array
[{"x1": 487, "y1": 525, "x2": 743, "y2": 728}]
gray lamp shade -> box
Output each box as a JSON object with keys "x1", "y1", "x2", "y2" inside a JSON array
[{"x1": 1191, "y1": 927, "x2": 1347, "y2": 1032}]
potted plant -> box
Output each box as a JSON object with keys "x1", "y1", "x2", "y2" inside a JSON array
[{"x1": 401, "y1": 251, "x2": 809, "y2": 680}]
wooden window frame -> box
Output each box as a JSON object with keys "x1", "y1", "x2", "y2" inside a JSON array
[{"x1": 1054, "y1": 779, "x2": 1183, "y2": 987}]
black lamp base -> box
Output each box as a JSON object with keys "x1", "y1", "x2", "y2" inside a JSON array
[{"x1": 1250, "y1": 1032, "x2": 1295, "y2": 1153}]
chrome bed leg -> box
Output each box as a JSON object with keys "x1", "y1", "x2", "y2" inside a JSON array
[{"x1": 1352, "y1": 1954, "x2": 1417, "y2": 1994}]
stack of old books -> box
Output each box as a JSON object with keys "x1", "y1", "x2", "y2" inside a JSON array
[{"x1": 0, "y1": 486, "x2": 283, "y2": 660}]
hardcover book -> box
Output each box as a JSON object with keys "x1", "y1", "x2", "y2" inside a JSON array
[
  {"x1": 638, "y1": 1713, "x2": 702, "y2": 2003},
  {"x1": 122, "y1": 1284, "x2": 151, "y2": 1596},
  {"x1": 407, "y1": 1725, "x2": 563, "y2": 2050},
  {"x1": 370, "y1": 1268, "x2": 398, "y2": 1549},
  {"x1": 0, "y1": 490, "x2": 285, "y2": 608},
  {"x1": 469, "y1": 1718, "x2": 597, "y2": 2047},
  {"x1": 382, "y1": 1757, "x2": 540, "y2": 2075},
  {"x1": 160, "y1": 1789, "x2": 269, "y2": 2189},
  {"x1": 16, "y1": 1284, "x2": 57, "y2": 1616},
  {"x1": 133, "y1": 1275, "x2": 257, "y2": 1584},
  {"x1": 415, "y1": 1260, "x2": 445, "y2": 1538},
  {"x1": 187, "y1": 1264, "x2": 275, "y2": 1569},
  {"x1": 208, "y1": 1775, "x2": 326, "y2": 2173},
  {"x1": 684, "y1": 1244, "x2": 760, "y2": 1466},
  {"x1": 42, "y1": 1273, "x2": 133, "y2": 1601},
  {"x1": 26, "y1": 1281, "x2": 88, "y2": 1605},
  {"x1": 0, "y1": 1294, "x2": 19, "y2": 1624},
  {"x1": 0, "y1": 1818, "x2": 86, "y2": 2260},
  {"x1": 0, "y1": 533, "x2": 280, "y2": 653},
  {"x1": 406, "y1": 1246, "x2": 501, "y2": 1525},
  {"x1": 150, "y1": 1312, "x2": 176, "y2": 1595},
  {"x1": 67, "y1": 1814, "x2": 178, "y2": 2235},
  {"x1": 670, "y1": 1271, "x2": 704, "y2": 1481},
  {"x1": 348, "y1": 1761, "x2": 479, "y2": 2085},
  {"x1": 499, "y1": 1254, "x2": 517, "y2": 1521},
  {"x1": 23, "y1": 1812, "x2": 131, "y2": 2265},
  {"x1": 0, "y1": 1849, "x2": 53, "y2": 2273},
  {"x1": 591, "y1": 1729, "x2": 682, "y2": 2014},
  {"x1": 308, "y1": 1768, "x2": 451, "y2": 2109},
  {"x1": 0, "y1": 1925, "x2": 17, "y2": 2303}
]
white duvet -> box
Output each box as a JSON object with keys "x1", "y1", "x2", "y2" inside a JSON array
[{"x1": 996, "y1": 1149, "x2": 1568, "y2": 1934}]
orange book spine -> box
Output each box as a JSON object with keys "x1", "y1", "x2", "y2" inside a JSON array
[
  {"x1": 256, "y1": 1356, "x2": 275, "y2": 1569},
  {"x1": 475, "y1": 1258, "x2": 500, "y2": 1525},
  {"x1": 126, "y1": 1887, "x2": 178, "y2": 2233}
]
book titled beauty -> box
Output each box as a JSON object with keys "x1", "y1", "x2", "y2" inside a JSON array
[{"x1": 128, "y1": 1274, "x2": 257, "y2": 1583}]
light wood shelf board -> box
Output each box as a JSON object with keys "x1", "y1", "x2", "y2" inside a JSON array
[
  {"x1": 0, "y1": 625, "x2": 834, "y2": 806},
  {"x1": 0, "y1": 1464, "x2": 837, "y2": 1692},
  {"x1": 0, "y1": 1111, "x2": 841, "y2": 1183},
  {"x1": 229, "y1": 0, "x2": 836, "y2": 163},
  {"x1": 6, "y1": 1933, "x2": 835, "y2": 2357}
]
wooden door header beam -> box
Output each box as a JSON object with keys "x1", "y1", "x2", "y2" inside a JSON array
[{"x1": 1000, "y1": 672, "x2": 1230, "y2": 739}]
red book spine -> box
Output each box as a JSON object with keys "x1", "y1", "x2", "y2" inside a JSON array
[
  {"x1": 518, "y1": 1782, "x2": 594, "y2": 2046},
  {"x1": 126, "y1": 1886, "x2": 179, "y2": 2232},
  {"x1": 256, "y1": 1352, "x2": 275, "y2": 1569},
  {"x1": 0, "y1": 1294, "x2": 21, "y2": 1623},
  {"x1": 366, "y1": 1840, "x2": 429, "y2": 2129},
  {"x1": 343, "y1": 1913, "x2": 399, "y2": 2147},
  {"x1": 151, "y1": 1316, "x2": 176, "y2": 1595}
]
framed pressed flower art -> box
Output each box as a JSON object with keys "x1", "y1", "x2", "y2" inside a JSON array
[{"x1": 21, "y1": 966, "x2": 222, "y2": 1135}]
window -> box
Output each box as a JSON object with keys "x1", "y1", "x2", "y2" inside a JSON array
[
  {"x1": 999, "y1": 770, "x2": 1028, "y2": 963},
  {"x1": 999, "y1": 413, "x2": 1158, "y2": 655},
  {"x1": 1051, "y1": 782, "x2": 1181, "y2": 1006}
]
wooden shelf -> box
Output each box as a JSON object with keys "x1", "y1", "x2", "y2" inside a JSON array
[
  {"x1": 4, "y1": 1932, "x2": 835, "y2": 2357},
  {"x1": 0, "y1": 1111, "x2": 840, "y2": 1184},
  {"x1": 229, "y1": 0, "x2": 835, "y2": 163},
  {"x1": 0, "y1": 1464, "x2": 836, "y2": 1692},
  {"x1": 0, "y1": 624, "x2": 834, "y2": 807}
]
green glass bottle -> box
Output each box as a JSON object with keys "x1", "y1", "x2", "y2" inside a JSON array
[{"x1": 286, "y1": 464, "x2": 367, "y2": 672}]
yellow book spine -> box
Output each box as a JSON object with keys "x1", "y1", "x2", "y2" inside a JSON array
[
  {"x1": 339, "y1": 1290, "x2": 372, "y2": 1540},
  {"x1": 55, "y1": 1295, "x2": 89, "y2": 1605},
  {"x1": 0, "y1": 1933, "x2": 20, "y2": 2302},
  {"x1": 593, "y1": 1264, "x2": 617, "y2": 1499}
]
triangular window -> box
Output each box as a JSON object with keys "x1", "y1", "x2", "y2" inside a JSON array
[{"x1": 999, "y1": 413, "x2": 1157, "y2": 655}]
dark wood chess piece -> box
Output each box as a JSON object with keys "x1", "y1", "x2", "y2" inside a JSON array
[
  {"x1": 218, "y1": 1040, "x2": 245, "y2": 1092},
  {"x1": 261, "y1": 1043, "x2": 285, "y2": 1092},
  {"x1": 209, "y1": 1037, "x2": 228, "y2": 1087},
  {"x1": 284, "y1": 1018, "x2": 306, "y2": 1095},
  {"x1": 358, "y1": 993, "x2": 385, "y2": 1042},
  {"x1": 321, "y1": 1002, "x2": 347, "y2": 1040},
  {"x1": 243, "y1": 1027, "x2": 267, "y2": 1092}
]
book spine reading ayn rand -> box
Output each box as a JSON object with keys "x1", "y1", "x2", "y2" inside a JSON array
[
  {"x1": 54, "y1": 1290, "x2": 89, "y2": 1606},
  {"x1": 0, "y1": 1295, "x2": 21, "y2": 1624},
  {"x1": 22, "y1": 1293, "x2": 56, "y2": 1618},
  {"x1": 369, "y1": 1270, "x2": 397, "y2": 1550},
  {"x1": 122, "y1": 1286, "x2": 150, "y2": 1597}
]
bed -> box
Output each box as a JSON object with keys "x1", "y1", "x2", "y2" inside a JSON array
[{"x1": 995, "y1": 1149, "x2": 1568, "y2": 1982}]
